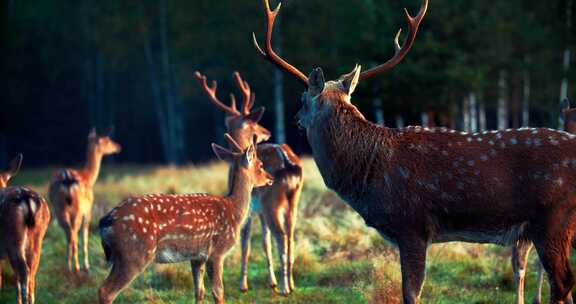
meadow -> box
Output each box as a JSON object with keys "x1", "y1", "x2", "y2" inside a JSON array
[{"x1": 0, "y1": 158, "x2": 558, "y2": 303}]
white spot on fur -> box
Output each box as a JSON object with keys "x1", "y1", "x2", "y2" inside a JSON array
[{"x1": 122, "y1": 215, "x2": 135, "y2": 221}]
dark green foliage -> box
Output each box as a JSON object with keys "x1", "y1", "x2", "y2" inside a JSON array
[{"x1": 0, "y1": 0, "x2": 574, "y2": 165}]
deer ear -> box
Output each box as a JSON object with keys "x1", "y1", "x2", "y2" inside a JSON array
[
  {"x1": 340, "y1": 64, "x2": 361, "y2": 96},
  {"x1": 561, "y1": 99, "x2": 572, "y2": 113},
  {"x1": 241, "y1": 143, "x2": 256, "y2": 167},
  {"x1": 246, "y1": 107, "x2": 265, "y2": 123},
  {"x1": 8, "y1": 154, "x2": 23, "y2": 177},
  {"x1": 308, "y1": 67, "x2": 325, "y2": 97},
  {"x1": 212, "y1": 144, "x2": 236, "y2": 162}
]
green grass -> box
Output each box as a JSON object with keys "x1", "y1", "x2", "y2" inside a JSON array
[{"x1": 0, "y1": 159, "x2": 558, "y2": 303}]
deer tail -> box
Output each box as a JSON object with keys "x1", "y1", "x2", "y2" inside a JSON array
[
  {"x1": 57, "y1": 170, "x2": 79, "y2": 205},
  {"x1": 99, "y1": 213, "x2": 115, "y2": 265},
  {"x1": 7, "y1": 188, "x2": 41, "y2": 227}
]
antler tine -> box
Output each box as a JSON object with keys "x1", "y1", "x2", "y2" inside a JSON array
[
  {"x1": 359, "y1": 0, "x2": 428, "y2": 81},
  {"x1": 224, "y1": 133, "x2": 243, "y2": 153},
  {"x1": 248, "y1": 93, "x2": 256, "y2": 110},
  {"x1": 229, "y1": 94, "x2": 238, "y2": 113},
  {"x1": 233, "y1": 71, "x2": 253, "y2": 115},
  {"x1": 194, "y1": 71, "x2": 241, "y2": 115},
  {"x1": 252, "y1": 0, "x2": 309, "y2": 87}
]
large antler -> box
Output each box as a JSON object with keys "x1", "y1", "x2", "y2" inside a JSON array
[
  {"x1": 252, "y1": 0, "x2": 309, "y2": 87},
  {"x1": 252, "y1": 0, "x2": 428, "y2": 86},
  {"x1": 233, "y1": 71, "x2": 256, "y2": 115},
  {"x1": 194, "y1": 71, "x2": 241, "y2": 116},
  {"x1": 360, "y1": 0, "x2": 428, "y2": 80}
]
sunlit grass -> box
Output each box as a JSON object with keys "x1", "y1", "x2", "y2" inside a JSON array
[{"x1": 0, "y1": 158, "x2": 553, "y2": 303}]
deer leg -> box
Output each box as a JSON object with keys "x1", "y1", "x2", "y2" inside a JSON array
[
  {"x1": 286, "y1": 208, "x2": 298, "y2": 292},
  {"x1": 513, "y1": 240, "x2": 533, "y2": 304},
  {"x1": 70, "y1": 229, "x2": 80, "y2": 273},
  {"x1": 259, "y1": 213, "x2": 278, "y2": 289},
  {"x1": 533, "y1": 236, "x2": 575, "y2": 303},
  {"x1": 82, "y1": 215, "x2": 92, "y2": 272},
  {"x1": 239, "y1": 216, "x2": 253, "y2": 292},
  {"x1": 98, "y1": 254, "x2": 151, "y2": 304},
  {"x1": 210, "y1": 256, "x2": 225, "y2": 304},
  {"x1": 398, "y1": 235, "x2": 428, "y2": 304},
  {"x1": 272, "y1": 229, "x2": 290, "y2": 296},
  {"x1": 8, "y1": 249, "x2": 29, "y2": 304},
  {"x1": 191, "y1": 260, "x2": 206, "y2": 303}
]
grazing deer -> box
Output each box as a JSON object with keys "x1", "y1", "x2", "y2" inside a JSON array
[
  {"x1": 48, "y1": 128, "x2": 121, "y2": 273},
  {"x1": 513, "y1": 98, "x2": 576, "y2": 304},
  {"x1": 254, "y1": 0, "x2": 576, "y2": 303},
  {"x1": 97, "y1": 134, "x2": 273, "y2": 304},
  {"x1": 194, "y1": 71, "x2": 303, "y2": 295},
  {"x1": 0, "y1": 154, "x2": 51, "y2": 304}
]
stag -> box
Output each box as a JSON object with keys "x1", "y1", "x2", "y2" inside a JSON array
[
  {"x1": 98, "y1": 134, "x2": 273, "y2": 304},
  {"x1": 253, "y1": 0, "x2": 576, "y2": 303},
  {"x1": 48, "y1": 128, "x2": 121, "y2": 273},
  {"x1": 0, "y1": 154, "x2": 51, "y2": 304},
  {"x1": 194, "y1": 71, "x2": 303, "y2": 295}
]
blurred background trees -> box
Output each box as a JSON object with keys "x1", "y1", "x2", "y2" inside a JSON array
[{"x1": 0, "y1": 0, "x2": 574, "y2": 166}]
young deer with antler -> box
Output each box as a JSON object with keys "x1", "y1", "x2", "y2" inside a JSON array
[
  {"x1": 0, "y1": 154, "x2": 51, "y2": 304},
  {"x1": 97, "y1": 134, "x2": 273, "y2": 304},
  {"x1": 254, "y1": 0, "x2": 576, "y2": 303},
  {"x1": 194, "y1": 71, "x2": 303, "y2": 295},
  {"x1": 512, "y1": 98, "x2": 576, "y2": 304},
  {"x1": 48, "y1": 128, "x2": 121, "y2": 273}
]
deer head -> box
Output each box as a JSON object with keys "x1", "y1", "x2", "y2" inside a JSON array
[
  {"x1": 195, "y1": 71, "x2": 271, "y2": 148},
  {"x1": 212, "y1": 134, "x2": 274, "y2": 188},
  {"x1": 561, "y1": 99, "x2": 576, "y2": 133},
  {"x1": 0, "y1": 154, "x2": 23, "y2": 188},
  {"x1": 252, "y1": 0, "x2": 428, "y2": 129},
  {"x1": 88, "y1": 128, "x2": 122, "y2": 156}
]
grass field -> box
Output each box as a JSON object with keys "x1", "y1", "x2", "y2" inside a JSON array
[{"x1": 0, "y1": 158, "x2": 561, "y2": 303}]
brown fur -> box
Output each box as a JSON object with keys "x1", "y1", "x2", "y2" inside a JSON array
[
  {"x1": 512, "y1": 98, "x2": 576, "y2": 304},
  {"x1": 253, "y1": 0, "x2": 576, "y2": 300},
  {"x1": 301, "y1": 70, "x2": 576, "y2": 304},
  {"x1": 0, "y1": 155, "x2": 50, "y2": 304},
  {"x1": 97, "y1": 135, "x2": 273, "y2": 304},
  {"x1": 48, "y1": 129, "x2": 121, "y2": 273},
  {"x1": 195, "y1": 71, "x2": 304, "y2": 295}
]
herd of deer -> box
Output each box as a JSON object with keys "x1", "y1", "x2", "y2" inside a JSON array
[{"x1": 1, "y1": 0, "x2": 575, "y2": 303}]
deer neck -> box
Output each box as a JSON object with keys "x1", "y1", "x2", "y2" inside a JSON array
[
  {"x1": 81, "y1": 146, "x2": 103, "y2": 186},
  {"x1": 226, "y1": 163, "x2": 253, "y2": 223},
  {"x1": 306, "y1": 103, "x2": 396, "y2": 203}
]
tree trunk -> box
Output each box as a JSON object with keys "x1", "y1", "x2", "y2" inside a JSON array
[
  {"x1": 498, "y1": 70, "x2": 509, "y2": 130},
  {"x1": 273, "y1": 17, "x2": 286, "y2": 143},
  {"x1": 139, "y1": 2, "x2": 171, "y2": 163},
  {"x1": 420, "y1": 112, "x2": 429, "y2": 128},
  {"x1": 478, "y1": 93, "x2": 487, "y2": 131},
  {"x1": 469, "y1": 92, "x2": 478, "y2": 132},
  {"x1": 462, "y1": 96, "x2": 470, "y2": 132},
  {"x1": 159, "y1": 0, "x2": 181, "y2": 164},
  {"x1": 522, "y1": 65, "x2": 531, "y2": 127},
  {"x1": 395, "y1": 115, "x2": 405, "y2": 128},
  {"x1": 511, "y1": 72, "x2": 522, "y2": 128},
  {"x1": 559, "y1": 0, "x2": 572, "y2": 128}
]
